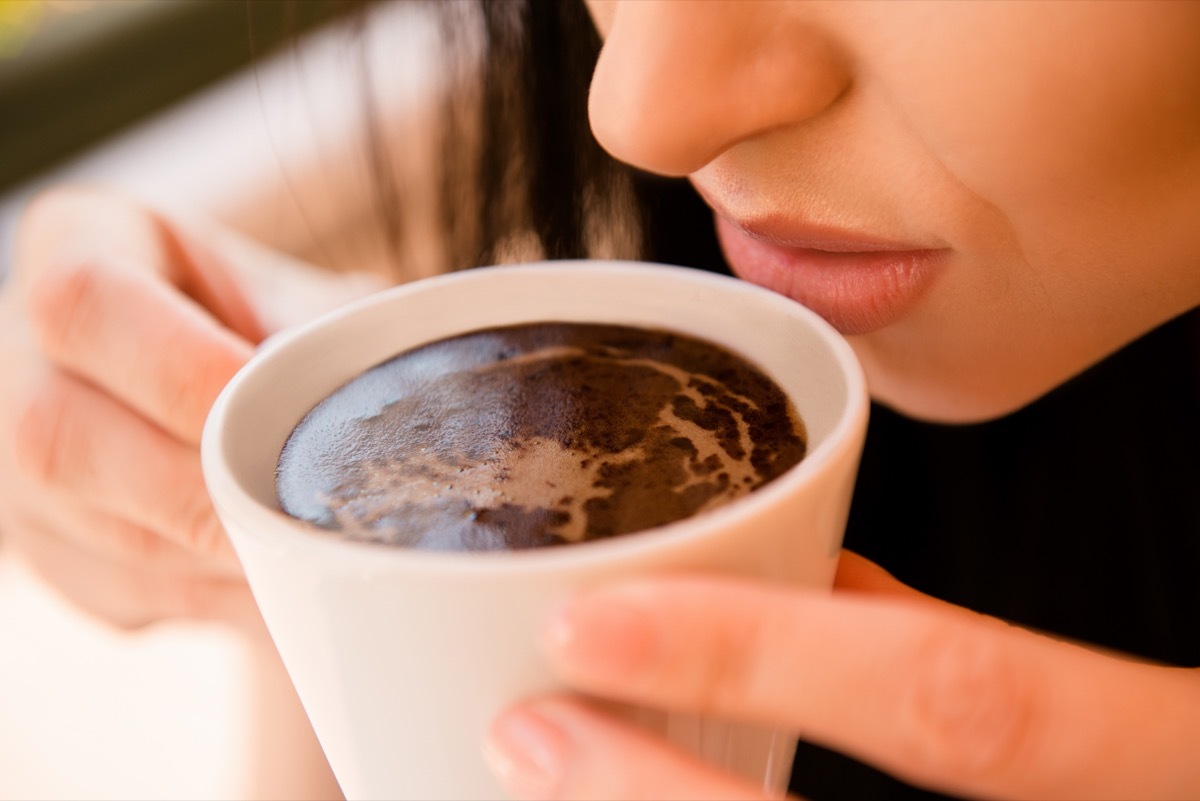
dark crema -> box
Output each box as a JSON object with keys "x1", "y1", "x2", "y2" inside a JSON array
[{"x1": 275, "y1": 322, "x2": 807, "y2": 551}]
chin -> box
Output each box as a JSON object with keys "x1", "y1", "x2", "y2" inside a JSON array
[
  {"x1": 852, "y1": 350, "x2": 1066, "y2": 425},
  {"x1": 868, "y1": 384, "x2": 1046, "y2": 425}
]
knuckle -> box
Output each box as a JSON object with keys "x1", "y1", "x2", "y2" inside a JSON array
[
  {"x1": 12, "y1": 373, "x2": 76, "y2": 487},
  {"x1": 197, "y1": 343, "x2": 247, "y2": 403},
  {"x1": 9, "y1": 512, "x2": 160, "y2": 631},
  {"x1": 150, "y1": 321, "x2": 246, "y2": 441},
  {"x1": 25, "y1": 258, "x2": 109, "y2": 361},
  {"x1": 108, "y1": 517, "x2": 173, "y2": 565},
  {"x1": 688, "y1": 611, "x2": 769, "y2": 714},
  {"x1": 105, "y1": 526, "x2": 221, "y2": 627},
  {"x1": 98, "y1": 523, "x2": 216, "y2": 626},
  {"x1": 106, "y1": 609, "x2": 158, "y2": 633},
  {"x1": 159, "y1": 349, "x2": 231, "y2": 437},
  {"x1": 178, "y1": 494, "x2": 230, "y2": 561},
  {"x1": 149, "y1": 358, "x2": 200, "y2": 437},
  {"x1": 897, "y1": 625, "x2": 1041, "y2": 781},
  {"x1": 107, "y1": 578, "x2": 170, "y2": 632},
  {"x1": 169, "y1": 576, "x2": 236, "y2": 623}
]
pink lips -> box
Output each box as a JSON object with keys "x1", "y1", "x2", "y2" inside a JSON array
[{"x1": 713, "y1": 213, "x2": 947, "y2": 335}]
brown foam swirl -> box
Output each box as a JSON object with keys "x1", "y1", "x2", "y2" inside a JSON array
[{"x1": 276, "y1": 323, "x2": 806, "y2": 551}]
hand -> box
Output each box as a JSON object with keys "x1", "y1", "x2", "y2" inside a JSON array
[
  {"x1": 0, "y1": 186, "x2": 381, "y2": 632},
  {"x1": 484, "y1": 551, "x2": 1200, "y2": 800}
]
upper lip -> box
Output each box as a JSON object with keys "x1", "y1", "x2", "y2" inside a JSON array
[
  {"x1": 697, "y1": 188, "x2": 944, "y2": 254},
  {"x1": 727, "y1": 215, "x2": 940, "y2": 254}
]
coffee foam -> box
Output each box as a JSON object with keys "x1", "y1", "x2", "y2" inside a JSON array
[{"x1": 276, "y1": 323, "x2": 806, "y2": 550}]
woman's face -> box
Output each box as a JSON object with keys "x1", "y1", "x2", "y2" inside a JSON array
[{"x1": 584, "y1": 0, "x2": 1200, "y2": 422}]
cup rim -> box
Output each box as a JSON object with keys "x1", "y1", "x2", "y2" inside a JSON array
[{"x1": 201, "y1": 260, "x2": 869, "y2": 576}]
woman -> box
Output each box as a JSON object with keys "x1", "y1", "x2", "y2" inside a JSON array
[{"x1": 2, "y1": 1, "x2": 1198, "y2": 798}]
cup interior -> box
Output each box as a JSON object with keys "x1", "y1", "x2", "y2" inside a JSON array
[{"x1": 204, "y1": 261, "x2": 866, "y2": 563}]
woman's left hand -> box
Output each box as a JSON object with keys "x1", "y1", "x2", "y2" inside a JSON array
[{"x1": 484, "y1": 551, "x2": 1200, "y2": 800}]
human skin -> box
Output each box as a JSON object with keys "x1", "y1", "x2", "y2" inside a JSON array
[
  {"x1": 0, "y1": 187, "x2": 374, "y2": 799},
  {"x1": 2, "y1": 1, "x2": 1198, "y2": 797},
  {"x1": 1, "y1": 187, "x2": 378, "y2": 628},
  {"x1": 588, "y1": 0, "x2": 1200, "y2": 424},
  {"x1": 0, "y1": 189, "x2": 261, "y2": 629},
  {"x1": 482, "y1": 2, "x2": 1200, "y2": 799}
]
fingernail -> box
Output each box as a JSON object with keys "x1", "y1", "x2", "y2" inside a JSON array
[
  {"x1": 484, "y1": 707, "x2": 568, "y2": 800},
  {"x1": 543, "y1": 589, "x2": 659, "y2": 681}
]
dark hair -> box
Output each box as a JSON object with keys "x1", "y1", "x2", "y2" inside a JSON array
[{"x1": 424, "y1": 0, "x2": 729, "y2": 276}]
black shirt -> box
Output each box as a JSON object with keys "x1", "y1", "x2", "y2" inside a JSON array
[
  {"x1": 792, "y1": 305, "x2": 1200, "y2": 800},
  {"x1": 644, "y1": 177, "x2": 1200, "y2": 800}
]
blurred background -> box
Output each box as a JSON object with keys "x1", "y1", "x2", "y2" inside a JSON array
[
  {"x1": 1, "y1": 0, "x2": 350, "y2": 190},
  {"x1": 0, "y1": 1, "x2": 441, "y2": 797}
]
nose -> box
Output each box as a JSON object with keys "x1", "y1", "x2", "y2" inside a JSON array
[{"x1": 588, "y1": 0, "x2": 850, "y2": 177}]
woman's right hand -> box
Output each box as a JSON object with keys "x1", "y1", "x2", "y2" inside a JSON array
[{"x1": 0, "y1": 186, "x2": 380, "y2": 632}]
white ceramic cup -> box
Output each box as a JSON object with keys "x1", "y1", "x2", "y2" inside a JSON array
[{"x1": 202, "y1": 261, "x2": 869, "y2": 800}]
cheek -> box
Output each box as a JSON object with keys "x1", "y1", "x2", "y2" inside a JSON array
[
  {"x1": 841, "y1": 3, "x2": 1200, "y2": 421},
  {"x1": 873, "y1": 3, "x2": 1200, "y2": 224}
]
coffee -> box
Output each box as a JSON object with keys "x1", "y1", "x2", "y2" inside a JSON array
[{"x1": 275, "y1": 322, "x2": 806, "y2": 551}]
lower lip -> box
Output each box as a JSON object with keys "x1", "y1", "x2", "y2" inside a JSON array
[{"x1": 714, "y1": 216, "x2": 946, "y2": 335}]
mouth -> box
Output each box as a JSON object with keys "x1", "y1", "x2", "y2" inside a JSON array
[{"x1": 712, "y1": 213, "x2": 948, "y2": 336}]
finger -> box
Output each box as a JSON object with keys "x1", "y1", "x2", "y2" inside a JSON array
[
  {"x1": 485, "y1": 696, "x2": 777, "y2": 801},
  {"x1": 541, "y1": 577, "x2": 1200, "y2": 800},
  {"x1": 835, "y1": 553, "x2": 1149, "y2": 661},
  {"x1": 5, "y1": 509, "x2": 259, "y2": 632},
  {"x1": 12, "y1": 367, "x2": 240, "y2": 570},
  {"x1": 834, "y1": 550, "x2": 927, "y2": 598},
  {"x1": 835, "y1": 551, "x2": 973, "y2": 616},
  {"x1": 15, "y1": 187, "x2": 266, "y2": 343},
  {"x1": 159, "y1": 215, "x2": 269, "y2": 344},
  {"x1": 24, "y1": 256, "x2": 253, "y2": 445},
  {"x1": 4, "y1": 493, "x2": 233, "y2": 580}
]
